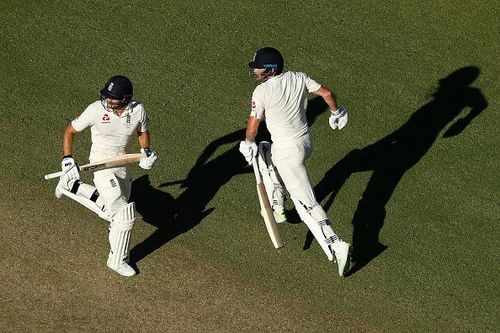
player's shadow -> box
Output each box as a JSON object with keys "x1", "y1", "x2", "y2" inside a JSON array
[
  {"x1": 129, "y1": 129, "x2": 250, "y2": 264},
  {"x1": 129, "y1": 95, "x2": 329, "y2": 265},
  {"x1": 311, "y1": 66, "x2": 487, "y2": 276}
]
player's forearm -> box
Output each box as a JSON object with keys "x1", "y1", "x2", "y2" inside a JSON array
[
  {"x1": 245, "y1": 116, "x2": 260, "y2": 142},
  {"x1": 138, "y1": 130, "x2": 151, "y2": 148},
  {"x1": 62, "y1": 125, "x2": 76, "y2": 156},
  {"x1": 314, "y1": 86, "x2": 338, "y2": 111}
]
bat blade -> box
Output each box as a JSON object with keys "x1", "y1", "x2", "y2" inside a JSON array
[
  {"x1": 79, "y1": 153, "x2": 144, "y2": 172},
  {"x1": 44, "y1": 153, "x2": 145, "y2": 180},
  {"x1": 256, "y1": 183, "x2": 284, "y2": 249}
]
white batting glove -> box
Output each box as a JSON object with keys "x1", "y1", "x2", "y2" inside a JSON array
[
  {"x1": 239, "y1": 140, "x2": 258, "y2": 164},
  {"x1": 139, "y1": 148, "x2": 158, "y2": 170},
  {"x1": 329, "y1": 106, "x2": 348, "y2": 130},
  {"x1": 61, "y1": 156, "x2": 80, "y2": 182}
]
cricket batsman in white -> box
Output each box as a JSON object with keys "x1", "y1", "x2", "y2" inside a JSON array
[
  {"x1": 239, "y1": 47, "x2": 351, "y2": 277},
  {"x1": 55, "y1": 75, "x2": 158, "y2": 277}
]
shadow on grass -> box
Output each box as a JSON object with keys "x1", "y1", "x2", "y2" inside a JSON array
[
  {"x1": 312, "y1": 66, "x2": 488, "y2": 276},
  {"x1": 129, "y1": 96, "x2": 329, "y2": 266},
  {"x1": 129, "y1": 129, "x2": 249, "y2": 266}
]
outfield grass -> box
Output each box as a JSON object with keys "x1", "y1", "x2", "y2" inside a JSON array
[{"x1": 0, "y1": 1, "x2": 498, "y2": 332}]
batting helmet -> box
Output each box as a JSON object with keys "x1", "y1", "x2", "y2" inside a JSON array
[
  {"x1": 100, "y1": 75, "x2": 133, "y2": 110},
  {"x1": 249, "y1": 47, "x2": 284, "y2": 76}
]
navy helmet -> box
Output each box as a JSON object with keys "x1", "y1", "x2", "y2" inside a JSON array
[
  {"x1": 249, "y1": 47, "x2": 284, "y2": 76},
  {"x1": 100, "y1": 75, "x2": 133, "y2": 110}
]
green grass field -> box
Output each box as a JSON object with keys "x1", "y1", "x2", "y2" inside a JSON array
[{"x1": 1, "y1": 1, "x2": 498, "y2": 332}]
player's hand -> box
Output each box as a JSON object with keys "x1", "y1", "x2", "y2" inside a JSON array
[
  {"x1": 239, "y1": 140, "x2": 258, "y2": 164},
  {"x1": 139, "y1": 148, "x2": 158, "y2": 169},
  {"x1": 61, "y1": 155, "x2": 80, "y2": 182},
  {"x1": 329, "y1": 106, "x2": 348, "y2": 130}
]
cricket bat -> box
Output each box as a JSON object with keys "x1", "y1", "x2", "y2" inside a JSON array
[
  {"x1": 252, "y1": 159, "x2": 284, "y2": 249},
  {"x1": 44, "y1": 153, "x2": 145, "y2": 180}
]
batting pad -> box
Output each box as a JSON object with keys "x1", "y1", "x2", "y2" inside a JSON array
[
  {"x1": 258, "y1": 141, "x2": 285, "y2": 208},
  {"x1": 59, "y1": 188, "x2": 111, "y2": 222},
  {"x1": 108, "y1": 202, "x2": 136, "y2": 269},
  {"x1": 292, "y1": 198, "x2": 338, "y2": 261}
]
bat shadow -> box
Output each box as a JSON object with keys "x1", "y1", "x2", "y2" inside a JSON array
[
  {"x1": 309, "y1": 66, "x2": 488, "y2": 276},
  {"x1": 129, "y1": 128, "x2": 251, "y2": 265}
]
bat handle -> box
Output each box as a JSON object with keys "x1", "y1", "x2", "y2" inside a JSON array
[{"x1": 44, "y1": 171, "x2": 63, "y2": 180}]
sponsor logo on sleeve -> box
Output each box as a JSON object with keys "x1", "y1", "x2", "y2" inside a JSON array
[{"x1": 250, "y1": 101, "x2": 257, "y2": 117}]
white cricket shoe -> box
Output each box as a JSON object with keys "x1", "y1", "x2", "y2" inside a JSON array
[
  {"x1": 107, "y1": 259, "x2": 136, "y2": 277},
  {"x1": 332, "y1": 240, "x2": 351, "y2": 277},
  {"x1": 273, "y1": 206, "x2": 287, "y2": 224}
]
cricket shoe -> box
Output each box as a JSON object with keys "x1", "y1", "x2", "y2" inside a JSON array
[
  {"x1": 273, "y1": 206, "x2": 287, "y2": 224},
  {"x1": 332, "y1": 240, "x2": 351, "y2": 277},
  {"x1": 107, "y1": 259, "x2": 136, "y2": 277}
]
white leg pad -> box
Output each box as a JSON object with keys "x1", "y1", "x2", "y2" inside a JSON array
[
  {"x1": 258, "y1": 142, "x2": 285, "y2": 209},
  {"x1": 292, "y1": 197, "x2": 339, "y2": 261},
  {"x1": 107, "y1": 202, "x2": 136, "y2": 271},
  {"x1": 58, "y1": 187, "x2": 112, "y2": 222},
  {"x1": 73, "y1": 182, "x2": 106, "y2": 211}
]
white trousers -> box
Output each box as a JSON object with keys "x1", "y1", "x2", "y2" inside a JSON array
[
  {"x1": 93, "y1": 166, "x2": 132, "y2": 215},
  {"x1": 272, "y1": 134, "x2": 341, "y2": 260},
  {"x1": 271, "y1": 134, "x2": 317, "y2": 208}
]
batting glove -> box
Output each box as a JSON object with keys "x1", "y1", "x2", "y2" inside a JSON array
[
  {"x1": 239, "y1": 140, "x2": 258, "y2": 165},
  {"x1": 61, "y1": 155, "x2": 80, "y2": 182},
  {"x1": 329, "y1": 106, "x2": 348, "y2": 130},
  {"x1": 139, "y1": 148, "x2": 158, "y2": 170}
]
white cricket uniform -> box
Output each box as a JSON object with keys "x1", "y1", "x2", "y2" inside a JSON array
[
  {"x1": 249, "y1": 71, "x2": 349, "y2": 267},
  {"x1": 71, "y1": 100, "x2": 149, "y2": 213},
  {"x1": 250, "y1": 71, "x2": 321, "y2": 208}
]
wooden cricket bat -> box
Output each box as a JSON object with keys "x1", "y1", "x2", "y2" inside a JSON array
[
  {"x1": 252, "y1": 159, "x2": 284, "y2": 249},
  {"x1": 44, "y1": 153, "x2": 145, "y2": 180}
]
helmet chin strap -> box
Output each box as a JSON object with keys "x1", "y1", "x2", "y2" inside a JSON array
[
  {"x1": 260, "y1": 67, "x2": 278, "y2": 82},
  {"x1": 250, "y1": 67, "x2": 277, "y2": 83},
  {"x1": 101, "y1": 97, "x2": 129, "y2": 114},
  {"x1": 262, "y1": 67, "x2": 277, "y2": 77},
  {"x1": 112, "y1": 103, "x2": 130, "y2": 116}
]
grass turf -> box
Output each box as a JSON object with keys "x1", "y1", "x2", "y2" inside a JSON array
[{"x1": 0, "y1": 0, "x2": 498, "y2": 331}]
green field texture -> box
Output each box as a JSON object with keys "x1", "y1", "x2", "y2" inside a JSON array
[{"x1": 1, "y1": 1, "x2": 498, "y2": 332}]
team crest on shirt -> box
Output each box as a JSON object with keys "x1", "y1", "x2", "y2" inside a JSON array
[{"x1": 101, "y1": 113, "x2": 111, "y2": 123}]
